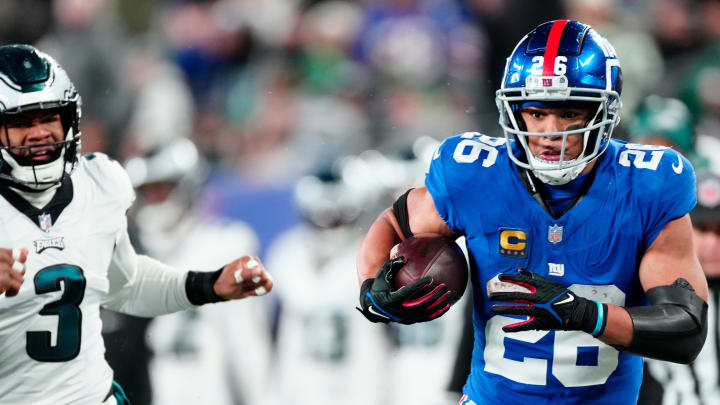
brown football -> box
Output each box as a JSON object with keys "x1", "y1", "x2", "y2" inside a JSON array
[{"x1": 389, "y1": 234, "x2": 468, "y2": 306}]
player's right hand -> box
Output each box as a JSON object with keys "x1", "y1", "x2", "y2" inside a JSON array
[
  {"x1": 215, "y1": 256, "x2": 274, "y2": 300},
  {"x1": 356, "y1": 256, "x2": 451, "y2": 325},
  {"x1": 0, "y1": 247, "x2": 28, "y2": 297},
  {"x1": 489, "y1": 268, "x2": 604, "y2": 336}
]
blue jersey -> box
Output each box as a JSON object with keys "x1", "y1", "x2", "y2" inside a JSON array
[{"x1": 425, "y1": 133, "x2": 696, "y2": 405}]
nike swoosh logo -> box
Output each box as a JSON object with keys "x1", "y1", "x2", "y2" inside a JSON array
[
  {"x1": 554, "y1": 294, "x2": 574, "y2": 306},
  {"x1": 672, "y1": 155, "x2": 683, "y2": 174},
  {"x1": 368, "y1": 306, "x2": 391, "y2": 320}
]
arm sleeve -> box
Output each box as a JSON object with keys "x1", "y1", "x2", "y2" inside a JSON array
[{"x1": 102, "y1": 229, "x2": 193, "y2": 316}]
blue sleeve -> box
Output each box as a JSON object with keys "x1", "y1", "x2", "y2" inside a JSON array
[
  {"x1": 424, "y1": 136, "x2": 464, "y2": 233},
  {"x1": 642, "y1": 150, "x2": 697, "y2": 250}
]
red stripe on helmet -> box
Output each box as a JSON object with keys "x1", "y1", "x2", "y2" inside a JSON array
[{"x1": 542, "y1": 20, "x2": 568, "y2": 76}]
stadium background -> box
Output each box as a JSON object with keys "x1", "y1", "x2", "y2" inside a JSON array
[{"x1": 3, "y1": 0, "x2": 720, "y2": 404}]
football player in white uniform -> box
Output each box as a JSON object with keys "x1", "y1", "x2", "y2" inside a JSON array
[
  {"x1": 265, "y1": 166, "x2": 392, "y2": 405},
  {"x1": 378, "y1": 143, "x2": 469, "y2": 405},
  {"x1": 385, "y1": 241, "x2": 468, "y2": 405},
  {"x1": 124, "y1": 138, "x2": 273, "y2": 405},
  {"x1": 0, "y1": 44, "x2": 273, "y2": 405}
]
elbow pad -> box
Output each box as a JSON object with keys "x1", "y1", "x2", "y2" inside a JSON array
[{"x1": 625, "y1": 278, "x2": 708, "y2": 364}]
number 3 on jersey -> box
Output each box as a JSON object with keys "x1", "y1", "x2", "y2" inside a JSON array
[{"x1": 27, "y1": 265, "x2": 86, "y2": 362}]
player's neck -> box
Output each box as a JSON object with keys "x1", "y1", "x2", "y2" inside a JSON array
[
  {"x1": 10, "y1": 182, "x2": 62, "y2": 209},
  {"x1": 580, "y1": 158, "x2": 598, "y2": 176}
]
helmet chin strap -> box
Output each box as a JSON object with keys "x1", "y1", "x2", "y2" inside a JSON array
[
  {"x1": 526, "y1": 123, "x2": 592, "y2": 186},
  {"x1": 527, "y1": 153, "x2": 588, "y2": 185},
  {"x1": 0, "y1": 147, "x2": 66, "y2": 191}
]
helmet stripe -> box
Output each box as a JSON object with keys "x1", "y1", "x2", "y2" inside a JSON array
[{"x1": 542, "y1": 19, "x2": 568, "y2": 76}]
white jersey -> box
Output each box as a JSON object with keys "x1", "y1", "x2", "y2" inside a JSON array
[
  {"x1": 266, "y1": 226, "x2": 392, "y2": 405},
  {"x1": 386, "y1": 296, "x2": 467, "y2": 405},
  {"x1": 144, "y1": 217, "x2": 271, "y2": 405},
  {"x1": 0, "y1": 153, "x2": 134, "y2": 405},
  {"x1": 386, "y1": 238, "x2": 469, "y2": 405}
]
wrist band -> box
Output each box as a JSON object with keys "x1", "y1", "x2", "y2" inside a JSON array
[
  {"x1": 185, "y1": 268, "x2": 226, "y2": 305},
  {"x1": 591, "y1": 301, "x2": 608, "y2": 337}
]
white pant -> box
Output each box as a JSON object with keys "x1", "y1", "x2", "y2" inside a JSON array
[{"x1": 101, "y1": 396, "x2": 117, "y2": 405}]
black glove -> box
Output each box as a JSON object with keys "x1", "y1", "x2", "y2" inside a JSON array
[
  {"x1": 357, "y1": 256, "x2": 451, "y2": 325},
  {"x1": 488, "y1": 268, "x2": 608, "y2": 336}
]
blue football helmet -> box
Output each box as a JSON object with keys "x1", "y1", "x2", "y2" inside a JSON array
[{"x1": 496, "y1": 20, "x2": 623, "y2": 185}]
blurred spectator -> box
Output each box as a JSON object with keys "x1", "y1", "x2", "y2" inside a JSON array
[
  {"x1": 647, "y1": 0, "x2": 710, "y2": 96},
  {"x1": 648, "y1": 0, "x2": 699, "y2": 59},
  {"x1": 566, "y1": 0, "x2": 664, "y2": 123},
  {"x1": 0, "y1": 0, "x2": 53, "y2": 44},
  {"x1": 161, "y1": 0, "x2": 243, "y2": 103},
  {"x1": 353, "y1": 0, "x2": 483, "y2": 145},
  {"x1": 696, "y1": 132, "x2": 720, "y2": 175},
  {"x1": 631, "y1": 98, "x2": 719, "y2": 404},
  {"x1": 255, "y1": 1, "x2": 373, "y2": 177},
  {"x1": 629, "y1": 95, "x2": 708, "y2": 168},
  {"x1": 120, "y1": 37, "x2": 196, "y2": 160},
  {"x1": 638, "y1": 167, "x2": 720, "y2": 405},
  {"x1": 37, "y1": 0, "x2": 132, "y2": 157},
  {"x1": 679, "y1": 42, "x2": 720, "y2": 138},
  {"x1": 199, "y1": 1, "x2": 372, "y2": 254},
  {"x1": 698, "y1": 0, "x2": 720, "y2": 42}
]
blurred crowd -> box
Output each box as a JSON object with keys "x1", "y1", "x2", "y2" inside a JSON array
[{"x1": 4, "y1": 0, "x2": 720, "y2": 404}]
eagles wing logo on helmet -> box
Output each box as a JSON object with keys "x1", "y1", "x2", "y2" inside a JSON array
[
  {"x1": 0, "y1": 44, "x2": 82, "y2": 190},
  {"x1": 495, "y1": 20, "x2": 623, "y2": 185}
]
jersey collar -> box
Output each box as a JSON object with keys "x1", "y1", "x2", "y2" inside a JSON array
[{"x1": 0, "y1": 175, "x2": 74, "y2": 232}]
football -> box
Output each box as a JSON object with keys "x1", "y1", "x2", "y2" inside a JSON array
[{"x1": 389, "y1": 234, "x2": 469, "y2": 307}]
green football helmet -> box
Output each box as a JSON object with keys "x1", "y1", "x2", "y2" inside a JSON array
[{"x1": 0, "y1": 44, "x2": 81, "y2": 190}]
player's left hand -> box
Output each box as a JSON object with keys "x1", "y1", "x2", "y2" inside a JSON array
[
  {"x1": 488, "y1": 268, "x2": 605, "y2": 336},
  {"x1": 213, "y1": 256, "x2": 273, "y2": 300},
  {"x1": 357, "y1": 256, "x2": 451, "y2": 325}
]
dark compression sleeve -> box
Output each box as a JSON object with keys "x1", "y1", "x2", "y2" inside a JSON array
[
  {"x1": 393, "y1": 188, "x2": 414, "y2": 239},
  {"x1": 185, "y1": 268, "x2": 226, "y2": 305},
  {"x1": 625, "y1": 278, "x2": 708, "y2": 364}
]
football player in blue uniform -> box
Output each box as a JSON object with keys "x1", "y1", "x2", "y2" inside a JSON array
[{"x1": 356, "y1": 20, "x2": 708, "y2": 404}]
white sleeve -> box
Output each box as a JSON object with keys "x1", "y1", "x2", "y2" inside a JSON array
[{"x1": 102, "y1": 229, "x2": 194, "y2": 316}]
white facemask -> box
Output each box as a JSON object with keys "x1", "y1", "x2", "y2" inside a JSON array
[
  {"x1": 527, "y1": 153, "x2": 588, "y2": 186},
  {"x1": 0, "y1": 147, "x2": 67, "y2": 191},
  {"x1": 136, "y1": 198, "x2": 187, "y2": 236},
  {"x1": 135, "y1": 198, "x2": 191, "y2": 259}
]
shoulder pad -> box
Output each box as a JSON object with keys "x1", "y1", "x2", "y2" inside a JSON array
[
  {"x1": 435, "y1": 132, "x2": 508, "y2": 167},
  {"x1": 611, "y1": 142, "x2": 695, "y2": 200},
  {"x1": 615, "y1": 143, "x2": 694, "y2": 184},
  {"x1": 426, "y1": 132, "x2": 509, "y2": 233},
  {"x1": 610, "y1": 141, "x2": 696, "y2": 247},
  {"x1": 81, "y1": 153, "x2": 136, "y2": 211}
]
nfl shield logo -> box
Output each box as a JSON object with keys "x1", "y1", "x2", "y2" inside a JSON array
[
  {"x1": 548, "y1": 224, "x2": 563, "y2": 244},
  {"x1": 38, "y1": 213, "x2": 52, "y2": 232}
]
